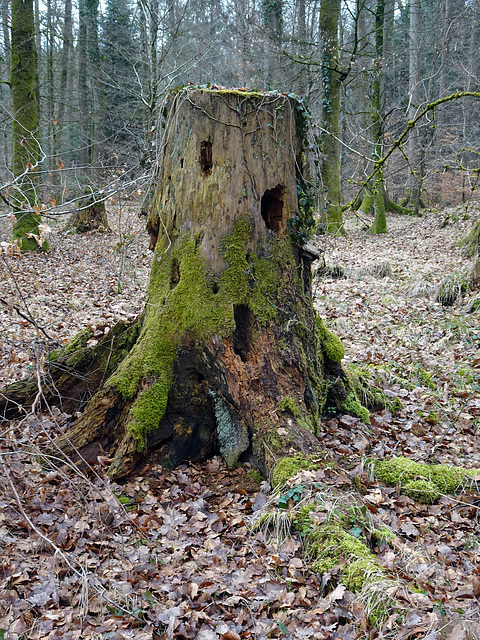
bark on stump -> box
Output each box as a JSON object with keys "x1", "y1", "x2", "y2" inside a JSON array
[
  {"x1": 2, "y1": 89, "x2": 353, "y2": 479},
  {"x1": 67, "y1": 192, "x2": 110, "y2": 233}
]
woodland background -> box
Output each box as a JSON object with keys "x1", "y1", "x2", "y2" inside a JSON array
[
  {"x1": 2, "y1": 0, "x2": 480, "y2": 637},
  {"x1": 1, "y1": 0, "x2": 480, "y2": 217}
]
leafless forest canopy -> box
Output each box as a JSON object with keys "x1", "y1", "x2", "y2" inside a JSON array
[{"x1": 1, "y1": 0, "x2": 480, "y2": 216}]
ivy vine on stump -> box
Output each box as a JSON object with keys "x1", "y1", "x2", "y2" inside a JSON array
[{"x1": 1, "y1": 88, "x2": 363, "y2": 479}]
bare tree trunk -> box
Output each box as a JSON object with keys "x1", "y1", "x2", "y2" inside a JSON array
[
  {"x1": 46, "y1": 0, "x2": 55, "y2": 170},
  {"x1": 234, "y1": 0, "x2": 249, "y2": 86},
  {"x1": 407, "y1": 0, "x2": 422, "y2": 213},
  {"x1": 354, "y1": 0, "x2": 372, "y2": 205},
  {"x1": 1, "y1": 0, "x2": 11, "y2": 170},
  {"x1": 319, "y1": 0, "x2": 344, "y2": 233},
  {"x1": 293, "y1": 0, "x2": 308, "y2": 94},
  {"x1": 435, "y1": 0, "x2": 450, "y2": 135},
  {"x1": 78, "y1": 0, "x2": 89, "y2": 170},
  {"x1": 263, "y1": 0, "x2": 283, "y2": 89},
  {"x1": 33, "y1": 0, "x2": 41, "y2": 125},
  {"x1": 2, "y1": 0, "x2": 10, "y2": 69},
  {"x1": 86, "y1": 0, "x2": 104, "y2": 177},
  {"x1": 357, "y1": 0, "x2": 412, "y2": 221},
  {"x1": 369, "y1": 0, "x2": 387, "y2": 233},
  {"x1": 54, "y1": 0, "x2": 73, "y2": 167}
]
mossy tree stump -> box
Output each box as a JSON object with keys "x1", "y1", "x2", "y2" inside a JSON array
[
  {"x1": 1, "y1": 88, "x2": 355, "y2": 478},
  {"x1": 67, "y1": 192, "x2": 110, "y2": 233}
]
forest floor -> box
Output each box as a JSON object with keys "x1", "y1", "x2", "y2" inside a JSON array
[{"x1": 1, "y1": 202, "x2": 480, "y2": 639}]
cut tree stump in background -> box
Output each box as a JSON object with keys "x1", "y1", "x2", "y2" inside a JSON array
[{"x1": 66, "y1": 192, "x2": 110, "y2": 233}]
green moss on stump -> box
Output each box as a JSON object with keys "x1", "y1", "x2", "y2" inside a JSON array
[
  {"x1": 108, "y1": 216, "x2": 300, "y2": 450},
  {"x1": 374, "y1": 456, "x2": 478, "y2": 503},
  {"x1": 316, "y1": 316, "x2": 345, "y2": 362},
  {"x1": 277, "y1": 396, "x2": 300, "y2": 418},
  {"x1": 342, "y1": 392, "x2": 371, "y2": 424},
  {"x1": 49, "y1": 328, "x2": 93, "y2": 364}
]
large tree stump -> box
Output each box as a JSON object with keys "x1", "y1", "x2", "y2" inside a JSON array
[{"x1": 2, "y1": 88, "x2": 356, "y2": 478}]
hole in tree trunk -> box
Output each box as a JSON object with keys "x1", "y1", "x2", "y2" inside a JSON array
[
  {"x1": 200, "y1": 140, "x2": 213, "y2": 176},
  {"x1": 232, "y1": 304, "x2": 251, "y2": 362},
  {"x1": 261, "y1": 186, "x2": 285, "y2": 233}
]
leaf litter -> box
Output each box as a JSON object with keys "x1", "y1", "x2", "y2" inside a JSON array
[{"x1": 1, "y1": 204, "x2": 480, "y2": 638}]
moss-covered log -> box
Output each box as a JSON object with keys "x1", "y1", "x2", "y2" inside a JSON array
[
  {"x1": 1, "y1": 88, "x2": 363, "y2": 478},
  {"x1": 0, "y1": 320, "x2": 139, "y2": 420}
]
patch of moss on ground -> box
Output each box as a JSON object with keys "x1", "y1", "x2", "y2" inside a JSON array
[
  {"x1": 345, "y1": 364, "x2": 404, "y2": 414},
  {"x1": 295, "y1": 509, "x2": 384, "y2": 591},
  {"x1": 403, "y1": 479, "x2": 440, "y2": 504},
  {"x1": 373, "y1": 525, "x2": 396, "y2": 544},
  {"x1": 246, "y1": 469, "x2": 263, "y2": 484},
  {"x1": 348, "y1": 362, "x2": 415, "y2": 391},
  {"x1": 373, "y1": 456, "x2": 478, "y2": 503},
  {"x1": 271, "y1": 454, "x2": 321, "y2": 488}
]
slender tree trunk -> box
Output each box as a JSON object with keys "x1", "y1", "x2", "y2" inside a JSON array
[
  {"x1": 1, "y1": 0, "x2": 11, "y2": 169},
  {"x1": 86, "y1": 0, "x2": 104, "y2": 177},
  {"x1": 10, "y1": 0, "x2": 47, "y2": 250},
  {"x1": 33, "y1": 0, "x2": 40, "y2": 125},
  {"x1": 357, "y1": 0, "x2": 412, "y2": 223},
  {"x1": 369, "y1": 0, "x2": 387, "y2": 233},
  {"x1": 293, "y1": 0, "x2": 308, "y2": 93},
  {"x1": 354, "y1": 0, "x2": 372, "y2": 198},
  {"x1": 263, "y1": 0, "x2": 283, "y2": 89},
  {"x1": 319, "y1": 0, "x2": 344, "y2": 233},
  {"x1": 234, "y1": 0, "x2": 248, "y2": 86},
  {"x1": 2, "y1": 0, "x2": 11, "y2": 68},
  {"x1": 435, "y1": 0, "x2": 450, "y2": 135},
  {"x1": 78, "y1": 0, "x2": 89, "y2": 170},
  {"x1": 139, "y1": 0, "x2": 159, "y2": 134},
  {"x1": 407, "y1": 0, "x2": 422, "y2": 214},
  {"x1": 138, "y1": 0, "x2": 160, "y2": 215},
  {"x1": 296, "y1": 0, "x2": 306, "y2": 43},
  {"x1": 46, "y1": 0, "x2": 55, "y2": 170},
  {"x1": 54, "y1": 0, "x2": 73, "y2": 167}
]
